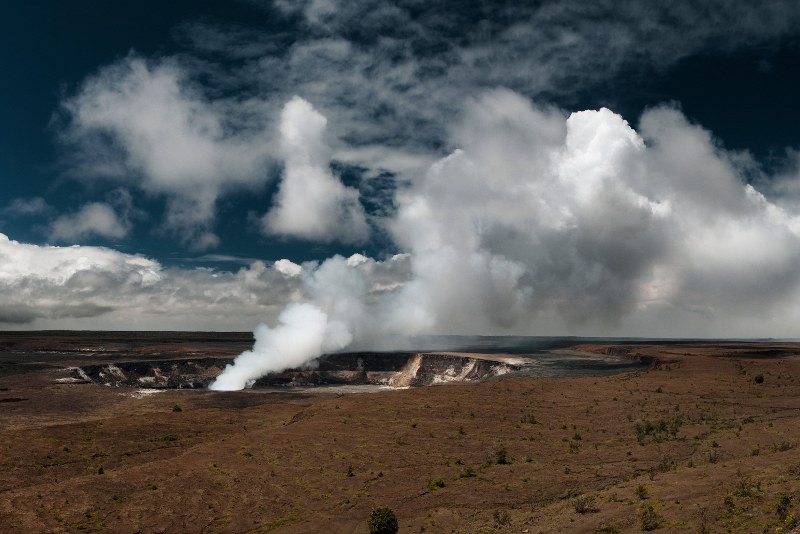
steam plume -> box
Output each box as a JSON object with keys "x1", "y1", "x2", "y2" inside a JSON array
[
  {"x1": 210, "y1": 92, "x2": 800, "y2": 390},
  {"x1": 209, "y1": 302, "x2": 351, "y2": 391}
]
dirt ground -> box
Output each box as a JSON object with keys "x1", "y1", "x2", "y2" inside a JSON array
[{"x1": 2, "y1": 338, "x2": 800, "y2": 533}]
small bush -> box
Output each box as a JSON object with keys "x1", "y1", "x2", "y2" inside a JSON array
[
  {"x1": 754, "y1": 374, "x2": 764, "y2": 384},
  {"x1": 493, "y1": 509, "x2": 510, "y2": 525},
  {"x1": 776, "y1": 491, "x2": 793, "y2": 522},
  {"x1": 494, "y1": 445, "x2": 509, "y2": 465},
  {"x1": 571, "y1": 494, "x2": 598, "y2": 514},
  {"x1": 458, "y1": 466, "x2": 476, "y2": 478},
  {"x1": 171, "y1": 404, "x2": 182, "y2": 412},
  {"x1": 635, "y1": 484, "x2": 649, "y2": 500},
  {"x1": 427, "y1": 478, "x2": 445, "y2": 491},
  {"x1": 520, "y1": 413, "x2": 537, "y2": 424},
  {"x1": 639, "y1": 503, "x2": 661, "y2": 531},
  {"x1": 367, "y1": 507, "x2": 398, "y2": 534}
]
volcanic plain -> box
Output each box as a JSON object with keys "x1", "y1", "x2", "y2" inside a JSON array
[{"x1": 2, "y1": 332, "x2": 800, "y2": 533}]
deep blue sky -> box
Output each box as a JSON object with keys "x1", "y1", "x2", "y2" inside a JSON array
[
  {"x1": 4, "y1": 1, "x2": 800, "y2": 334},
  {"x1": 1, "y1": 1, "x2": 295, "y2": 264}
]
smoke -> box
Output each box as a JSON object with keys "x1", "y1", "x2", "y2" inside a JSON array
[
  {"x1": 209, "y1": 302, "x2": 350, "y2": 390},
  {"x1": 209, "y1": 254, "x2": 388, "y2": 390},
  {"x1": 210, "y1": 90, "x2": 800, "y2": 390}
]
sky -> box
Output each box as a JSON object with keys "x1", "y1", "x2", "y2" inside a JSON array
[{"x1": 3, "y1": 0, "x2": 800, "y2": 341}]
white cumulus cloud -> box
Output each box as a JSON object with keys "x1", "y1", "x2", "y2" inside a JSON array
[
  {"x1": 58, "y1": 55, "x2": 274, "y2": 250},
  {"x1": 263, "y1": 96, "x2": 369, "y2": 243},
  {"x1": 387, "y1": 92, "x2": 800, "y2": 338}
]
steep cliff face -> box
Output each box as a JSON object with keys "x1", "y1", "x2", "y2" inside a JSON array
[
  {"x1": 68, "y1": 358, "x2": 233, "y2": 388},
  {"x1": 392, "y1": 353, "x2": 518, "y2": 387},
  {"x1": 67, "y1": 352, "x2": 522, "y2": 389}
]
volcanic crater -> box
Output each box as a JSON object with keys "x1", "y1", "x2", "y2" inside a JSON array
[{"x1": 62, "y1": 350, "x2": 624, "y2": 390}]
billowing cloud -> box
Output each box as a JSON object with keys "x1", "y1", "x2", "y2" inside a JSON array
[
  {"x1": 57, "y1": 55, "x2": 274, "y2": 249},
  {"x1": 50, "y1": 202, "x2": 130, "y2": 242},
  {"x1": 214, "y1": 91, "x2": 800, "y2": 388},
  {"x1": 263, "y1": 96, "x2": 369, "y2": 243},
  {"x1": 53, "y1": 2, "x2": 800, "y2": 251},
  {"x1": 386, "y1": 93, "x2": 800, "y2": 338},
  {"x1": 43, "y1": 94, "x2": 800, "y2": 339}
]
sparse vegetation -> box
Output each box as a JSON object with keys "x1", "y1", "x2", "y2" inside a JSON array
[
  {"x1": 8, "y1": 337, "x2": 800, "y2": 532},
  {"x1": 367, "y1": 507, "x2": 398, "y2": 534},
  {"x1": 634, "y1": 417, "x2": 681, "y2": 444}
]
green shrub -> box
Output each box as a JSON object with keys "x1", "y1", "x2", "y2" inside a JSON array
[
  {"x1": 639, "y1": 503, "x2": 661, "y2": 531},
  {"x1": 367, "y1": 507, "x2": 398, "y2": 534},
  {"x1": 494, "y1": 445, "x2": 509, "y2": 465},
  {"x1": 458, "y1": 466, "x2": 476, "y2": 478},
  {"x1": 776, "y1": 492, "x2": 793, "y2": 522},
  {"x1": 427, "y1": 478, "x2": 445, "y2": 491}
]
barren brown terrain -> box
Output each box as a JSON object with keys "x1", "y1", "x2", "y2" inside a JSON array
[{"x1": 2, "y1": 333, "x2": 800, "y2": 533}]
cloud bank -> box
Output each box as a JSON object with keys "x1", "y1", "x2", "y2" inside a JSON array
[
  {"x1": 18, "y1": 86, "x2": 800, "y2": 342},
  {"x1": 211, "y1": 92, "x2": 800, "y2": 388}
]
